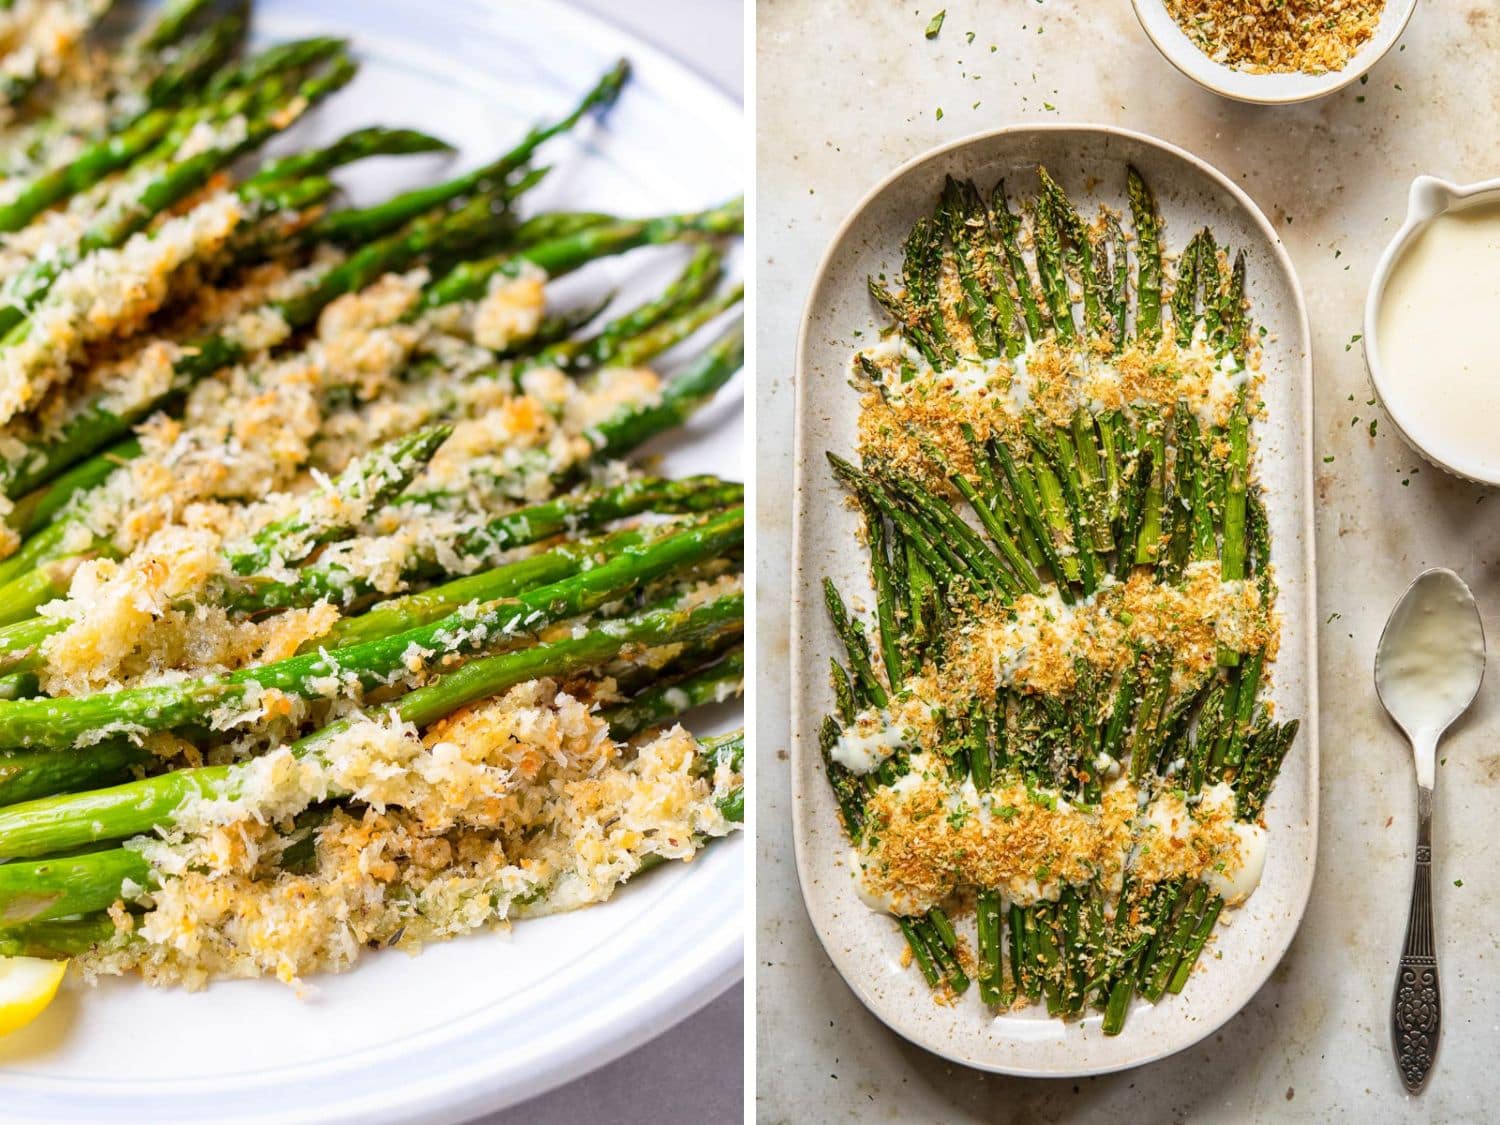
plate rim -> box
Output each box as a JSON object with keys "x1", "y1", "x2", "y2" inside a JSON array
[{"x1": 788, "y1": 121, "x2": 1320, "y2": 1078}]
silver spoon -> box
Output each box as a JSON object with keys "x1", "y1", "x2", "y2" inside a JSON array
[{"x1": 1374, "y1": 567, "x2": 1485, "y2": 1094}]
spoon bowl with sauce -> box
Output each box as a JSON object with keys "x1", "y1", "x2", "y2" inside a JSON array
[
  {"x1": 1365, "y1": 176, "x2": 1500, "y2": 486},
  {"x1": 1374, "y1": 567, "x2": 1486, "y2": 1093}
]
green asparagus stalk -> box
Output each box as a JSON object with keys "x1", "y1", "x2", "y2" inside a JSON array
[
  {"x1": 142, "y1": 6, "x2": 249, "y2": 109},
  {"x1": 235, "y1": 474, "x2": 742, "y2": 615},
  {"x1": 242, "y1": 126, "x2": 453, "y2": 191},
  {"x1": 599, "y1": 284, "x2": 743, "y2": 372},
  {"x1": 0, "y1": 538, "x2": 116, "y2": 628},
  {"x1": 314, "y1": 522, "x2": 665, "y2": 650},
  {"x1": 0, "y1": 592, "x2": 744, "y2": 858},
  {"x1": 225, "y1": 424, "x2": 451, "y2": 574},
  {"x1": 575, "y1": 245, "x2": 723, "y2": 364},
  {"x1": 139, "y1": 0, "x2": 216, "y2": 51},
  {"x1": 0, "y1": 915, "x2": 119, "y2": 958},
  {"x1": 0, "y1": 508, "x2": 744, "y2": 753},
  {"x1": 0, "y1": 739, "x2": 151, "y2": 809},
  {"x1": 1127, "y1": 166, "x2": 1162, "y2": 343},
  {"x1": 3, "y1": 439, "x2": 140, "y2": 545},
  {"x1": 417, "y1": 197, "x2": 744, "y2": 313},
  {"x1": 602, "y1": 647, "x2": 744, "y2": 738},
  {"x1": 311, "y1": 59, "x2": 629, "y2": 246},
  {"x1": 586, "y1": 321, "x2": 743, "y2": 463}
]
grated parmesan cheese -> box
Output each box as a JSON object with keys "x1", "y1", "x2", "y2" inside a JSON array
[
  {"x1": 0, "y1": 192, "x2": 245, "y2": 426},
  {"x1": 82, "y1": 682, "x2": 739, "y2": 988}
]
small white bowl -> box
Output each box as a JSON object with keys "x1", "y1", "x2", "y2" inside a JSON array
[
  {"x1": 1131, "y1": 0, "x2": 1418, "y2": 105},
  {"x1": 1364, "y1": 175, "x2": 1500, "y2": 487}
]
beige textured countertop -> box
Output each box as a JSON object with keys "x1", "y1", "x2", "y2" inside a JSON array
[{"x1": 754, "y1": 1, "x2": 1500, "y2": 1120}]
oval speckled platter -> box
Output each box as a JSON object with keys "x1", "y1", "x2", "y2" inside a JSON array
[{"x1": 788, "y1": 125, "x2": 1318, "y2": 1077}]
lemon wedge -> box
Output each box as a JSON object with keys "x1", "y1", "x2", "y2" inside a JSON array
[{"x1": 0, "y1": 956, "x2": 67, "y2": 1037}]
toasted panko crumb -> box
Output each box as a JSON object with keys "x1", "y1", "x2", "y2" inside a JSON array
[
  {"x1": 1164, "y1": 0, "x2": 1385, "y2": 75},
  {"x1": 80, "y1": 680, "x2": 739, "y2": 989},
  {"x1": 854, "y1": 764, "x2": 1250, "y2": 915},
  {"x1": 939, "y1": 561, "x2": 1277, "y2": 704},
  {"x1": 855, "y1": 330, "x2": 1262, "y2": 489},
  {"x1": 471, "y1": 262, "x2": 547, "y2": 351},
  {"x1": 39, "y1": 524, "x2": 342, "y2": 694}
]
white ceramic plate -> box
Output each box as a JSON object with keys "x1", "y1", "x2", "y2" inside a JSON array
[
  {"x1": 789, "y1": 125, "x2": 1318, "y2": 1076},
  {"x1": 0, "y1": 2, "x2": 744, "y2": 1121},
  {"x1": 1132, "y1": 0, "x2": 1417, "y2": 105}
]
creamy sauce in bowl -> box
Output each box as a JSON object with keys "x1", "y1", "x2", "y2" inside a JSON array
[{"x1": 1375, "y1": 200, "x2": 1500, "y2": 481}]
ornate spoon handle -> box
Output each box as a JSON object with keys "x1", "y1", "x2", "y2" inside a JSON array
[{"x1": 1392, "y1": 784, "x2": 1439, "y2": 1093}]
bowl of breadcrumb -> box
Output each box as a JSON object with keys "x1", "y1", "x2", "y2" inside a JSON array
[{"x1": 1132, "y1": 0, "x2": 1419, "y2": 105}]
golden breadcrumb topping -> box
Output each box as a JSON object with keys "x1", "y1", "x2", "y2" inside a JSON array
[
  {"x1": 471, "y1": 262, "x2": 547, "y2": 351},
  {"x1": 1164, "y1": 0, "x2": 1385, "y2": 74},
  {"x1": 82, "y1": 681, "x2": 739, "y2": 989},
  {"x1": 853, "y1": 761, "x2": 1248, "y2": 914},
  {"x1": 40, "y1": 522, "x2": 339, "y2": 695},
  {"x1": 940, "y1": 561, "x2": 1277, "y2": 703},
  {"x1": 854, "y1": 767, "x2": 1138, "y2": 913},
  {"x1": 1129, "y1": 783, "x2": 1243, "y2": 890},
  {"x1": 0, "y1": 192, "x2": 244, "y2": 426},
  {"x1": 856, "y1": 330, "x2": 1261, "y2": 487},
  {"x1": 0, "y1": 0, "x2": 104, "y2": 120}
]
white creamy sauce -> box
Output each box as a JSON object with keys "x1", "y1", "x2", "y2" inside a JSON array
[
  {"x1": 1203, "y1": 822, "x2": 1268, "y2": 904},
  {"x1": 987, "y1": 583, "x2": 1115, "y2": 688},
  {"x1": 1195, "y1": 784, "x2": 1266, "y2": 904},
  {"x1": 1376, "y1": 570, "x2": 1485, "y2": 734},
  {"x1": 1006, "y1": 347, "x2": 1032, "y2": 412},
  {"x1": 1205, "y1": 353, "x2": 1249, "y2": 414},
  {"x1": 1138, "y1": 781, "x2": 1266, "y2": 904},
  {"x1": 830, "y1": 721, "x2": 905, "y2": 775},
  {"x1": 1143, "y1": 790, "x2": 1191, "y2": 847},
  {"x1": 1377, "y1": 201, "x2": 1500, "y2": 479},
  {"x1": 848, "y1": 846, "x2": 937, "y2": 917},
  {"x1": 1198, "y1": 781, "x2": 1238, "y2": 817},
  {"x1": 945, "y1": 355, "x2": 1006, "y2": 396}
]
